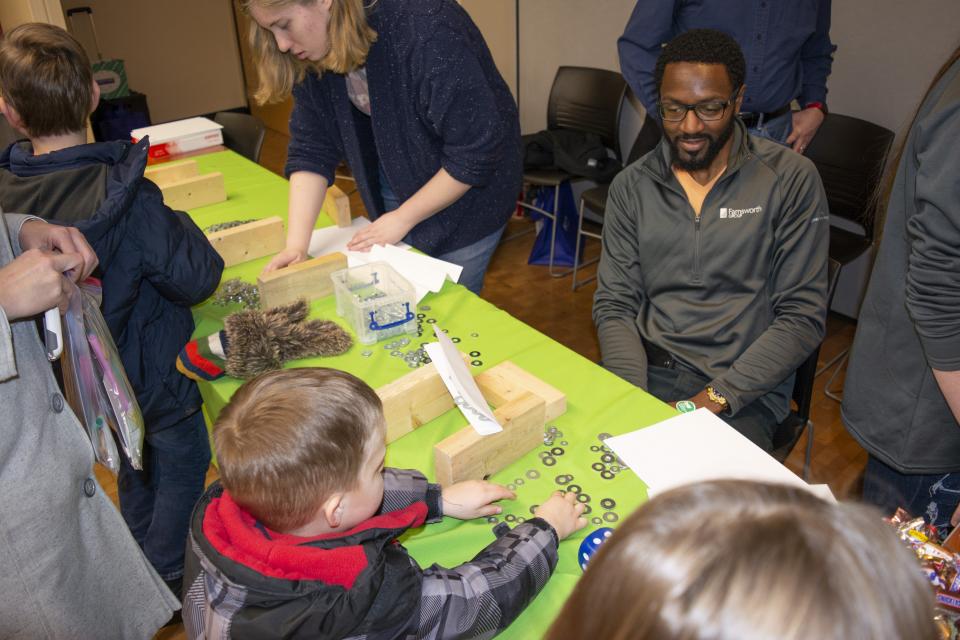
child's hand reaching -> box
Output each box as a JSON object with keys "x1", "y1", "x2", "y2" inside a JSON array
[
  {"x1": 534, "y1": 491, "x2": 588, "y2": 540},
  {"x1": 442, "y1": 480, "x2": 516, "y2": 519}
]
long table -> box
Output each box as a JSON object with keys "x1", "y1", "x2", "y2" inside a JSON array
[{"x1": 184, "y1": 149, "x2": 676, "y2": 637}]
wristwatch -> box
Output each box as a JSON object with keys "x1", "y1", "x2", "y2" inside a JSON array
[{"x1": 705, "y1": 386, "x2": 729, "y2": 411}]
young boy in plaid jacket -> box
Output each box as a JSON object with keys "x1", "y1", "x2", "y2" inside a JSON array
[{"x1": 183, "y1": 368, "x2": 586, "y2": 639}]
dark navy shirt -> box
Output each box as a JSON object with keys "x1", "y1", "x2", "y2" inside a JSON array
[
  {"x1": 619, "y1": 0, "x2": 835, "y2": 116},
  {"x1": 285, "y1": 0, "x2": 521, "y2": 256}
]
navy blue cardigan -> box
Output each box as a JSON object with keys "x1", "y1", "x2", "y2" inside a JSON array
[{"x1": 285, "y1": 0, "x2": 521, "y2": 256}]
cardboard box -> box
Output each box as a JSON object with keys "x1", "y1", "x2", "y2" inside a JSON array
[{"x1": 131, "y1": 117, "x2": 224, "y2": 160}]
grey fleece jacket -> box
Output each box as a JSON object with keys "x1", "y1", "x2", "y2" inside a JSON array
[
  {"x1": 593, "y1": 120, "x2": 829, "y2": 420},
  {"x1": 842, "y1": 57, "x2": 960, "y2": 474}
]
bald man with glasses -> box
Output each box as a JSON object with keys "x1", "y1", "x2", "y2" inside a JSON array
[{"x1": 593, "y1": 30, "x2": 829, "y2": 451}]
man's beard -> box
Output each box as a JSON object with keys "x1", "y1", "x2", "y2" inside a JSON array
[{"x1": 668, "y1": 119, "x2": 735, "y2": 172}]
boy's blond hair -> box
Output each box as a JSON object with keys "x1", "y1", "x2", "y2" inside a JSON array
[
  {"x1": 0, "y1": 23, "x2": 94, "y2": 137},
  {"x1": 241, "y1": 0, "x2": 378, "y2": 104},
  {"x1": 547, "y1": 480, "x2": 939, "y2": 640},
  {"x1": 214, "y1": 368, "x2": 385, "y2": 532}
]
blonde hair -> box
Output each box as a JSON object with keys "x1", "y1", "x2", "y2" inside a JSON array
[
  {"x1": 241, "y1": 0, "x2": 378, "y2": 104},
  {"x1": 0, "y1": 23, "x2": 94, "y2": 137},
  {"x1": 546, "y1": 480, "x2": 938, "y2": 640},
  {"x1": 214, "y1": 368, "x2": 385, "y2": 532}
]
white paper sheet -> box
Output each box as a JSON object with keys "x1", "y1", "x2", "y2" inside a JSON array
[
  {"x1": 605, "y1": 409, "x2": 835, "y2": 502},
  {"x1": 423, "y1": 326, "x2": 502, "y2": 435},
  {"x1": 307, "y1": 218, "x2": 410, "y2": 258}
]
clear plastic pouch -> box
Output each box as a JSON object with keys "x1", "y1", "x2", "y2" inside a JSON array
[{"x1": 60, "y1": 279, "x2": 145, "y2": 473}]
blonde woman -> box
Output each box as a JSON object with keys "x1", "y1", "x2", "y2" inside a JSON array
[
  {"x1": 249, "y1": 0, "x2": 521, "y2": 294},
  {"x1": 547, "y1": 480, "x2": 939, "y2": 640}
]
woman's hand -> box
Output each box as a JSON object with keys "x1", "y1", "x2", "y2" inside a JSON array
[
  {"x1": 0, "y1": 250, "x2": 81, "y2": 319},
  {"x1": 263, "y1": 247, "x2": 308, "y2": 274},
  {"x1": 346, "y1": 211, "x2": 416, "y2": 252},
  {"x1": 19, "y1": 220, "x2": 98, "y2": 281},
  {"x1": 442, "y1": 480, "x2": 516, "y2": 520}
]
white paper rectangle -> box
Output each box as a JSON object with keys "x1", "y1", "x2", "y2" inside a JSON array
[
  {"x1": 423, "y1": 326, "x2": 502, "y2": 435},
  {"x1": 605, "y1": 409, "x2": 834, "y2": 502},
  {"x1": 307, "y1": 218, "x2": 410, "y2": 258}
]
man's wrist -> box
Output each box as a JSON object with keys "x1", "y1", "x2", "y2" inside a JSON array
[{"x1": 803, "y1": 101, "x2": 828, "y2": 115}]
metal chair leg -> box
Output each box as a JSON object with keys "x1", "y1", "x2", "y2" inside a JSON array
[
  {"x1": 803, "y1": 419, "x2": 814, "y2": 482},
  {"x1": 823, "y1": 351, "x2": 849, "y2": 402},
  {"x1": 816, "y1": 347, "x2": 849, "y2": 378}
]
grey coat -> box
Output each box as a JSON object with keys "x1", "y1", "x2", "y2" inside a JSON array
[
  {"x1": 842, "y1": 57, "x2": 960, "y2": 474},
  {"x1": 0, "y1": 212, "x2": 178, "y2": 638}
]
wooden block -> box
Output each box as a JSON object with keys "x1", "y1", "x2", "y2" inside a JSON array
[
  {"x1": 326, "y1": 184, "x2": 352, "y2": 228},
  {"x1": 206, "y1": 216, "x2": 284, "y2": 267},
  {"x1": 434, "y1": 393, "x2": 546, "y2": 486},
  {"x1": 256, "y1": 252, "x2": 347, "y2": 309},
  {"x1": 160, "y1": 172, "x2": 227, "y2": 211},
  {"x1": 476, "y1": 361, "x2": 566, "y2": 422},
  {"x1": 144, "y1": 160, "x2": 198, "y2": 187},
  {"x1": 378, "y1": 363, "x2": 455, "y2": 443}
]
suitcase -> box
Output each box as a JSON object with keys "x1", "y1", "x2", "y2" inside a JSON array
[{"x1": 66, "y1": 6, "x2": 130, "y2": 100}]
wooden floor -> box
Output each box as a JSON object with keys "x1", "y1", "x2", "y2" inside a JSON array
[{"x1": 97, "y1": 129, "x2": 868, "y2": 638}]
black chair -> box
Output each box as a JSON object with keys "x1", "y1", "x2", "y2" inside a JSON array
[
  {"x1": 214, "y1": 111, "x2": 266, "y2": 164},
  {"x1": 571, "y1": 114, "x2": 661, "y2": 290},
  {"x1": 771, "y1": 258, "x2": 843, "y2": 479},
  {"x1": 803, "y1": 114, "x2": 894, "y2": 400},
  {"x1": 516, "y1": 66, "x2": 627, "y2": 276}
]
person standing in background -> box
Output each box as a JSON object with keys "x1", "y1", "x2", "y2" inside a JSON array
[
  {"x1": 843, "y1": 45, "x2": 960, "y2": 530},
  {"x1": 619, "y1": 0, "x2": 835, "y2": 153}
]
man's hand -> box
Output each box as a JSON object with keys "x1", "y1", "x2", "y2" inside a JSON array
[
  {"x1": 442, "y1": 480, "x2": 516, "y2": 519},
  {"x1": 346, "y1": 210, "x2": 416, "y2": 252},
  {"x1": 534, "y1": 491, "x2": 587, "y2": 540},
  {"x1": 0, "y1": 250, "x2": 81, "y2": 319},
  {"x1": 19, "y1": 220, "x2": 97, "y2": 281},
  {"x1": 786, "y1": 107, "x2": 825, "y2": 154},
  {"x1": 676, "y1": 389, "x2": 724, "y2": 415}
]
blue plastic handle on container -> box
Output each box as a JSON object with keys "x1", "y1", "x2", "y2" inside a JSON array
[{"x1": 368, "y1": 302, "x2": 414, "y2": 331}]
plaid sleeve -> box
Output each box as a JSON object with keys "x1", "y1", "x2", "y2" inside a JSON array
[
  {"x1": 405, "y1": 518, "x2": 559, "y2": 639},
  {"x1": 381, "y1": 468, "x2": 444, "y2": 523}
]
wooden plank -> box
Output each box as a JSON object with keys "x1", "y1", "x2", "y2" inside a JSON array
[
  {"x1": 377, "y1": 363, "x2": 456, "y2": 444},
  {"x1": 161, "y1": 171, "x2": 227, "y2": 211},
  {"x1": 434, "y1": 393, "x2": 545, "y2": 486},
  {"x1": 144, "y1": 160, "x2": 198, "y2": 187},
  {"x1": 475, "y1": 361, "x2": 566, "y2": 422},
  {"x1": 206, "y1": 216, "x2": 284, "y2": 267},
  {"x1": 326, "y1": 184, "x2": 352, "y2": 228},
  {"x1": 256, "y1": 252, "x2": 347, "y2": 309}
]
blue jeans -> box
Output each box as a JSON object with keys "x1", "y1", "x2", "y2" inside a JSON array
[
  {"x1": 746, "y1": 110, "x2": 793, "y2": 145},
  {"x1": 117, "y1": 410, "x2": 211, "y2": 581},
  {"x1": 380, "y1": 163, "x2": 504, "y2": 294},
  {"x1": 863, "y1": 456, "x2": 960, "y2": 529},
  {"x1": 646, "y1": 365, "x2": 778, "y2": 451}
]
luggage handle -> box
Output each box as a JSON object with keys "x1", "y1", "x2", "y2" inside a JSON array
[{"x1": 66, "y1": 6, "x2": 104, "y2": 62}]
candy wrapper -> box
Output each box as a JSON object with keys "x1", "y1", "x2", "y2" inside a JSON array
[
  {"x1": 60, "y1": 278, "x2": 145, "y2": 474},
  {"x1": 888, "y1": 508, "x2": 960, "y2": 638}
]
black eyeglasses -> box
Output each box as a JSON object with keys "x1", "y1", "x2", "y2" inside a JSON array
[{"x1": 658, "y1": 90, "x2": 739, "y2": 122}]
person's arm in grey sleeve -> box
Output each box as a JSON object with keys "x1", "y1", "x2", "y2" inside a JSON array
[
  {"x1": 904, "y1": 96, "x2": 960, "y2": 419},
  {"x1": 797, "y1": 0, "x2": 836, "y2": 106},
  {"x1": 4, "y1": 213, "x2": 41, "y2": 257},
  {"x1": 593, "y1": 172, "x2": 649, "y2": 388},
  {"x1": 406, "y1": 519, "x2": 559, "y2": 639},
  {"x1": 379, "y1": 467, "x2": 444, "y2": 523},
  {"x1": 709, "y1": 163, "x2": 830, "y2": 415},
  {"x1": 617, "y1": 1, "x2": 679, "y2": 116}
]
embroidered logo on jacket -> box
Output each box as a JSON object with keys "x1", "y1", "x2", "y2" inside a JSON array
[{"x1": 719, "y1": 206, "x2": 763, "y2": 219}]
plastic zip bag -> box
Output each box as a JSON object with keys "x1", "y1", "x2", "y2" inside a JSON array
[{"x1": 60, "y1": 278, "x2": 144, "y2": 473}]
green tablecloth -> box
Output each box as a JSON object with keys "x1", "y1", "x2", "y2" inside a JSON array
[{"x1": 184, "y1": 150, "x2": 675, "y2": 638}]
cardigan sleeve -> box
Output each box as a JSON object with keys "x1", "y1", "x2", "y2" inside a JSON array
[
  {"x1": 415, "y1": 27, "x2": 508, "y2": 187},
  {"x1": 284, "y1": 76, "x2": 342, "y2": 184}
]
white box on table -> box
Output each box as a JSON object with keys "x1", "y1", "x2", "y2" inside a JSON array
[
  {"x1": 131, "y1": 117, "x2": 224, "y2": 160},
  {"x1": 331, "y1": 262, "x2": 417, "y2": 345}
]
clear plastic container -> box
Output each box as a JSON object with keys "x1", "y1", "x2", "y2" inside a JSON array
[{"x1": 331, "y1": 262, "x2": 418, "y2": 345}]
